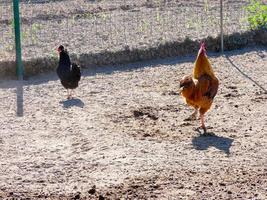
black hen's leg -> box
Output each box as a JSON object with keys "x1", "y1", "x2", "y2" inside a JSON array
[
  {"x1": 67, "y1": 89, "x2": 71, "y2": 99},
  {"x1": 69, "y1": 89, "x2": 74, "y2": 99}
]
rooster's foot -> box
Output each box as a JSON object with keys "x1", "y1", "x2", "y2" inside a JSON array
[
  {"x1": 195, "y1": 126, "x2": 213, "y2": 136},
  {"x1": 202, "y1": 127, "x2": 215, "y2": 136},
  {"x1": 202, "y1": 132, "x2": 215, "y2": 136},
  {"x1": 195, "y1": 126, "x2": 205, "y2": 134},
  {"x1": 202, "y1": 126, "x2": 207, "y2": 135}
]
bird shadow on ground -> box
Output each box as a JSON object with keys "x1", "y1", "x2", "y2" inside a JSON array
[
  {"x1": 59, "y1": 98, "x2": 85, "y2": 108},
  {"x1": 192, "y1": 131, "x2": 234, "y2": 155}
]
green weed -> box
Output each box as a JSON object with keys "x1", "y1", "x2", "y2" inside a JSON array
[{"x1": 245, "y1": 0, "x2": 267, "y2": 30}]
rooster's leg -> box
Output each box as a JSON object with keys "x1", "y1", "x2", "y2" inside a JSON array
[
  {"x1": 200, "y1": 114, "x2": 207, "y2": 134},
  {"x1": 185, "y1": 108, "x2": 198, "y2": 121},
  {"x1": 191, "y1": 108, "x2": 198, "y2": 120}
]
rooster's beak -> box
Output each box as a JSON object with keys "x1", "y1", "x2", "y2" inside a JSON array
[{"x1": 179, "y1": 86, "x2": 184, "y2": 94}]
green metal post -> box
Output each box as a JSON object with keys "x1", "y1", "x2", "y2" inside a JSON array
[{"x1": 13, "y1": 0, "x2": 23, "y2": 79}]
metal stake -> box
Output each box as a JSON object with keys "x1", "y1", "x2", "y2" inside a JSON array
[
  {"x1": 13, "y1": 0, "x2": 23, "y2": 79},
  {"x1": 220, "y1": 0, "x2": 224, "y2": 54}
]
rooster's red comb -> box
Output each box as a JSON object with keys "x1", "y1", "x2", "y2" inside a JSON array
[
  {"x1": 199, "y1": 41, "x2": 206, "y2": 54},
  {"x1": 200, "y1": 41, "x2": 205, "y2": 48}
]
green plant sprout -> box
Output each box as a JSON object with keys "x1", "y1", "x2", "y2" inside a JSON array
[
  {"x1": 85, "y1": 12, "x2": 94, "y2": 20},
  {"x1": 204, "y1": 0, "x2": 209, "y2": 13},
  {"x1": 186, "y1": 15, "x2": 202, "y2": 30},
  {"x1": 156, "y1": 7, "x2": 162, "y2": 23},
  {"x1": 21, "y1": 30, "x2": 29, "y2": 42},
  {"x1": 50, "y1": 49, "x2": 58, "y2": 58},
  {"x1": 31, "y1": 23, "x2": 42, "y2": 44},
  {"x1": 99, "y1": 12, "x2": 108, "y2": 21},
  {"x1": 245, "y1": 0, "x2": 267, "y2": 30},
  {"x1": 139, "y1": 20, "x2": 149, "y2": 33}
]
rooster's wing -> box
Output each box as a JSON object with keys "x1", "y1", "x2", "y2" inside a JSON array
[{"x1": 196, "y1": 74, "x2": 219, "y2": 100}]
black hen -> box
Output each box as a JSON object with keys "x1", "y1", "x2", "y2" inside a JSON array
[{"x1": 56, "y1": 45, "x2": 81, "y2": 99}]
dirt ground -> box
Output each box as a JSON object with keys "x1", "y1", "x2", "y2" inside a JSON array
[
  {"x1": 0, "y1": 0, "x2": 250, "y2": 61},
  {"x1": 0, "y1": 46, "x2": 267, "y2": 199}
]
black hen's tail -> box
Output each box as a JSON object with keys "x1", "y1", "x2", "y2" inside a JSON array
[{"x1": 71, "y1": 63, "x2": 81, "y2": 82}]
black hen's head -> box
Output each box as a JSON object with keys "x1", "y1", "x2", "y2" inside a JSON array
[{"x1": 57, "y1": 45, "x2": 64, "y2": 53}]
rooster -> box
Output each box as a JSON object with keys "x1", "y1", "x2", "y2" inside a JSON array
[
  {"x1": 179, "y1": 42, "x2": 219, "y2": 134},
  {"x1": 57, "y1": 45, "x2": 81, "y2": 99}
]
